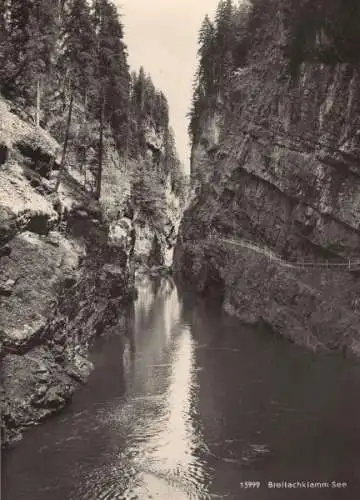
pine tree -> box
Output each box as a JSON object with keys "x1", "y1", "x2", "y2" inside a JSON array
[
  {"x1": 129, "y1": 68, "x2": 171, "y2": 158},
  {"x1": 94, "y1": 0, "x2": 129, "y2": 139},
  {"x1": 189, "y1": 0, "x2": 239, "y2": 145},
  {"x1": 214, "y1": 0, "x2": 234, "y2": 89},
  {"x1": 197, "y1": 15, "x2": 216, "y2": 94},
  {"x1": 144, "y1": 74, "x2": 156, "y2": 120},
  {"x1": 54, "y1": 0, "x2": 99, "y2": 186},
  {"x1": 133, "y1": 66, "x2": 146, "y2": 116},
  {"x1": 0, "y1": 0, "x2": 29, "y2": 96},
  {"x1": 154, "y1": 91, "x2": 169, "y2": 132},
  {"x1": 188, "y1": 14, "x2": 216, "y2": 143},
  {"x1": 61, "y1": 0, "x2": 97, "y2": 104},
  {"x1": 92, "y1": 0, "x2": 130, "y2": 198},
  {"x1": 0, "y1": 0, "x2": 183, "y2": 208},
  {"x1": 0, "y1": 0, "x2": 58, "y2": 118}
]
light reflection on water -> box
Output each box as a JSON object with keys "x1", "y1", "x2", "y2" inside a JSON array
[
  {"x1": 4, "y1": 275, "x2": 360, "y2": 500},
  {"x1": 69, "y1": 275, "x2": 211, "y2": 500},
  {"x1": 145, "y1": 327, "x2": 210, "y2": 497}
]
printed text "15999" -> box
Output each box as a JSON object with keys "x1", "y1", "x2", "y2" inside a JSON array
[{"x1": 240, "y1": 482, "x2": 261, "y2": 489}]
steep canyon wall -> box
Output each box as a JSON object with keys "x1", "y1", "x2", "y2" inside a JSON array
[{"x1": 175, "y1": 2, "x2": 360, "y2": 355}]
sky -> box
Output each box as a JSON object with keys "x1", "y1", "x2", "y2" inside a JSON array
[{"x1": 116, "y1": 0, "x2": 221, "y2": 174}]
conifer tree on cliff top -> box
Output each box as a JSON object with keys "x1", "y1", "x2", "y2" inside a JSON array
[
  {"x1": 92, "y1": 0, "x2": 130, "y2": 198},
  {"x1": 93, "y1": 0, "x2": 130, "y2": 149},
  {"x1": 214, "y1": 0, "x2": 234, "y2": 87},
  {"x1": 189, "y1": 0, "x2": 245, "y2": 143},
  {"x1": 0, "y1": 0, "x2": 184, "y2": 205},
  {"x1": 188, "y1": 13, "x2": 216, "y2": 143},
  {"x1": 0, "y1": 0, "x2": 58, "y2": 117},
  {"x1": 60, "y1": 0, "x2": 97, "y2": 106}
]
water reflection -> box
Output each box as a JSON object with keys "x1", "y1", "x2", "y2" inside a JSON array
[
  {"x1": 143, "y1": 327, "x2": 210, "y2": 498},
  {"x1": 4, "y1": 275, "x2": 360, "y2": 500},
  {"x1": 69, "y1": 275, "x2": 210, "y2": 499}
]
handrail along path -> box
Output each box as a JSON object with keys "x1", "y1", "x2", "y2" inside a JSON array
[{"x1": 205, "y1": 234, "x2": 360, "y2": 272}]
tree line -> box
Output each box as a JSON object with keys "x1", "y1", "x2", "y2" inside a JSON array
[
  {"x1": 189, "y1": 0, "x2": 360, "y2": 146},
  {"x1": 282, "y1": 0, "x2": 360, "y2": 76},
  {"x1": 0, "y1": 0, "x2": 183, "y2": 204},
  {"x1": 188, "y1": 0, "x2": 252, "y2": 144}
]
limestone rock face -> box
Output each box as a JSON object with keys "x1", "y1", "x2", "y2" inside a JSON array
[
  {"x1": 144, "y1": 124, "x2": 164, "y2": 164},
  {"x1": 190, "y1": 108, "x2": 223, "y2": 192},
  {"x1": 109, "y1": 217, "x2": 134, "y2": 253},
  {"x1": 174, "y1": 12, "x2": 360, "y2": 356},
  {"x1": 0, "y1": 230, "x2": 84, "y2": 350},
  {"x1": 133, "y1": 172, "x2": 183, "y2": 269},
  {"x1": 0, "y1": 97, "x2": 136, "y2": 444}
]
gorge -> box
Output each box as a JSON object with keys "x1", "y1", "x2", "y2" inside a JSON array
[
  {"x1": 0, "y1": 0, "x2": 186, "y2": 445},
  {"x1": 3, "y1": 0, "x2": 360, "y2": 497},
  {"x1": 174, "y1": 0, "x2": 360, "y2": 356}
]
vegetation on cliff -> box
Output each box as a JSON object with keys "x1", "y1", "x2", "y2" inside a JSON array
[
  {"x1": 189, "y1": 0, "x2": 360, "y2": 145},
  {"x1": 0, "y1": 1, "x2": 186, "y2": 443},
  {"x1": 176, "y1": 0, "x2": 360, "y2": 355},
  {"x1": 0, "y1": 0, "x2": 186, "y2": 217}
]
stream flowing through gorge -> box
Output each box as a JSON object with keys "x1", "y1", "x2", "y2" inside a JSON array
[{"x1": 3, "y1": 274, "x2": 360, "y2": 499}]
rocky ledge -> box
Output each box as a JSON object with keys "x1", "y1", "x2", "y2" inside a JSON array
[{"x1": 0, "y1": 98, "x2": 136, "y2": 444}]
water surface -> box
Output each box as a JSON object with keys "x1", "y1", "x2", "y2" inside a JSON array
[{"x1": 3, "y1": 275, "x2": 360, "y2": 499}]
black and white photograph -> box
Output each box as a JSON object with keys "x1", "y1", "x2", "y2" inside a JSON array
[{"x1": 1, "y1": 0, "x2": 360, "y2": 498}]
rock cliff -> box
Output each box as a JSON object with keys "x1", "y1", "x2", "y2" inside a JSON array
[
  {"x1": 0, "y1": 1, "x2": 187, "y2": 445},
  {"x1": 175, "y1": 0, "x2": 360, "y2": 356},
  {"x1": 0, "y1": 97, "x2": 136, "y2": 444},
  {"x1": 132, "y1": 121, "x2": 184, "y2": 268}
]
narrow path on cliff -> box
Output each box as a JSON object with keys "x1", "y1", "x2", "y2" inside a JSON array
[{"x1": 208, "y1": 235, "x2": 360, "y2": 271}]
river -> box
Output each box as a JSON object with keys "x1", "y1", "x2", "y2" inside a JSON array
[{"x1": 3, "y1": 274, "x2": 360, "y2": 499}]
